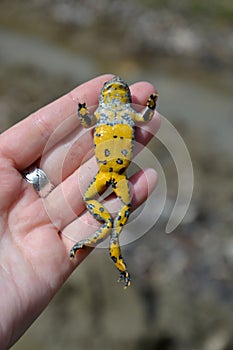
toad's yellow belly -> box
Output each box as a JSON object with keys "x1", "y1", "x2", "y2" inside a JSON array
[{"x1": 94, "y1": 124, "x2": 134, "y2": 173}]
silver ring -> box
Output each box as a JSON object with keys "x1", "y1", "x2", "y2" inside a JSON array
[{"x1": 22, "y1": 167, "x2": 55, "y2": 198}]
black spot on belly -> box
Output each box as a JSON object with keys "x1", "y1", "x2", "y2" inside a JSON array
[
  {"x1": 105, "y1": 149, "x2": 110, "y2": 156},
  {"x1": 121, "y1": 149, "x2": 128, "y2": 156},
  {"x1": 119, "y1": 167, "x2": 126, "y2": 175},
  {"x1": 116, "y1": 158, "x2": 123, "y2": 164},
  {"x1": 98, "y1": 159, "x2": 107, "y2": 165}
]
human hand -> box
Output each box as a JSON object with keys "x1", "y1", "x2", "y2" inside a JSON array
[{"x1": 0, "y1": 74, "x2": 160, "y2": 349}]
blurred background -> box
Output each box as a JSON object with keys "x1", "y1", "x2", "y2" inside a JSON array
[{"x1": 1, "y1": 0, "x2": 233, "y2": 349}]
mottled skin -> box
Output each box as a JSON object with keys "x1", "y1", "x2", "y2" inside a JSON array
[{"x1": 70, "y1": 76, "x2": 157, "y2": 288}]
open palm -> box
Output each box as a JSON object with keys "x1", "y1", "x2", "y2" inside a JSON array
[{"x1": 0, "y1": 74, "x2": 160, "y2": 349}]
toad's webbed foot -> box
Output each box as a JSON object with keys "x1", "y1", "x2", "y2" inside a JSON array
[
  {"x1": 70, "y1": 242, "x2": 85, "y2": 259},
  {"x1": 118, "y1": 270, "x2": 131, "y2": 289},
  {"x1": 147, "y1": 93, "x2": 158, "y2": 110}
]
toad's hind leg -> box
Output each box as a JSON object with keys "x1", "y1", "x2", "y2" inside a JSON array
[
  {"x1": 109, "y1": 175, "x2": 131, "y2": 288},
  {"x1": 70, "y1": 173, "x2": 113, "y2": 258}
]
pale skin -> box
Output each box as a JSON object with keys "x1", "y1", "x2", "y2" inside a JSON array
[{"x1": 0, "y1": 74, "x2": 160, "y2": 349}]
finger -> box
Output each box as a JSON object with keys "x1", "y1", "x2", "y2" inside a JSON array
[
  {"x1": 41, "y1": 155, "x2": 101, "y2": 231},
  {"x1": 39, "y1": 81, "x2": 160, "y2": 185},
  {"x1": 61, "y1": 167, "x2": 158, "y2": 252},
  {"x1": 134, "y1": 110, "x2": 161, "y2": 154},
  {"x1": 0, "y1": 74, "x2": 114, "y2": 170},
  {"x1": 131, "y1": 81, "x2": 158, "y2": 106}
]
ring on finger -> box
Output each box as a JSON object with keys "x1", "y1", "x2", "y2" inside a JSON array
[{"x1": 22, "y1": 167, "x2": 55, "y2": 198}]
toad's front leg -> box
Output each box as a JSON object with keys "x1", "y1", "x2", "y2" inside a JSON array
[
  {"x1": 132, "y1": 92, "x2": 158, "y2": 123},
  {"x1": 78, "y1": 102, "x2": 98, "y2": 128}
]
